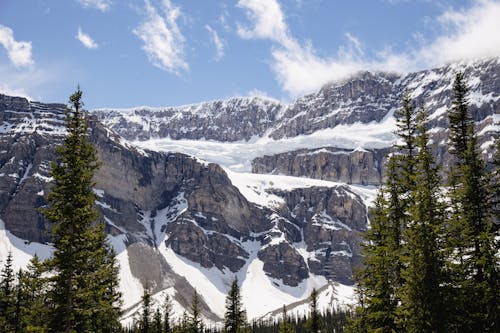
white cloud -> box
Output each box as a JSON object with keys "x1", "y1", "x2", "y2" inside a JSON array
[
  {"x1": 0, "y1": 25, "x2": 34, "y2": 68},
  {"x1": 419, "y1": 0, "x2": 500, "y2": 65},
  {"x1": 236, "y1": 0, "x2": 500, "y2": 97},
  {"x1": 76, "y1": 27, "x2": 98, "y2": 49},
  {"x1": 0, "y1": 84, "x2": 32, "y2": 100},
  {"x1": 236, "y1": 0, "x2": 290, "y2": 45},
  {"x1": 77, "y1": 0, "x2": 111, "y2": 12},
  {"x1": 134, "y1": 0, "x2": 188, "y2": 75},
  {"x1": 205, "y1": 25, "x2": 225, "y2": 61}
]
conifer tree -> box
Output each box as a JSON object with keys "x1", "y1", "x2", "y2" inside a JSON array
[
  {"x1": 305, "y1": 288, "x2": 321, "y2": 333},
  {"x1": 0, "y1": 251, "x2": 16, "y2": 332},
  {"x1": 397, "y1": 108, "x2": 445, "y2": 333},
  {"x1": 189, "y1": 291, "x2": 203, "y2": 333},
  {"x1": 43, "y1": 87, "x2": 122, "y2": 332},
  {"x1": 153, "y1": 307, "x2": 163, "y2": 333},
  {"x1": 224, "y1": 278, "x2": 246, "y2": 333},
  {"x1": 278, "y1": 305, "x2": 294, "y2": 333},
  {"x1": 446, "y1": 72, "x2": 499, "y2": 332},
  {"x1": 348, "y1": 191, "x2": 396, "y2": 333},
  {"x1": 20, "y1": 255, "x2": 49, "y2": 333},
  {"x1": 163, "y1": 294, "x2": 173, "y2": 333},
  {"x1": 140, "y1": 288, "x2": 153, "y2": 333}
]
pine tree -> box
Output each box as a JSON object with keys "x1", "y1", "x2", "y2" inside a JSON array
[
  {"x1": 347, "y1": 191, "x2": 397, "y2": 333},
  {"x1": 153, "y1": 307, "x2": 163, "y2": 333},
  {"x1": 140, "y1": 288, "x2": 153, "y2": 333},
  {"x1": 278, "y1": 305, "x2": 294, "y2": 333},
  {"x1": 446, "y1": 72, "x2": 499, "y2": 332},
  {"x1": 43, "y1": 87, "x2": 122, "y2": 332},
  {"x1": 162, "y1": 294, "x2": 173, "y2": 333},
  {"x1": 0, "y1": 251, "x2": 16, "y2": 332},
  {"x1": 224, "y1": 278, "x2": 247, "y2": 333},
  {"x1": 305, "y1": 288, "x2": 322, "y2": 333},
  {"x1": 397, "y1": 108, "x2": 445, "y2": 333},
  {"x1": 189, "y1": 291, "x2": 203, "y2": 333},
  {"x1": 20, "y1": 255, "x2": 49, "y2": 333}
]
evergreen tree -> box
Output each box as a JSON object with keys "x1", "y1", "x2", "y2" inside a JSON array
[
  {"x1": 446, "y1": 72, "x2": 499, "y2": 332},
  {"x1": 224, "y1": 278, "x2": 246, "y2": 333},
  {"x1": 348, "y1": 191, "x2": 396, "y2": 333},
  {"x1": 397, "y1": 108, "x2": 445, "y2": 333},
  {"x1": 140, "y1": 288, "x2": 153, "y2": 333},
  {"x1": 0, "y1": 251, "x2": 16, "y2": 332},
  {"x1": 153, "y1": 307, "x2": 163, "y2": 333},
  {"x1": 162, "y1": 294, "x2": 173, "y2": 333},
  {"x1": 278, "y1": 305, "x2": 294, "y2": 333},
  {"x1": 20, "y1": 255, "x2": 49, "y2": 333},
  {"x1": 189, "y1": 291, "x2": 203, "y2": 333},
  {"x1": 305, "y1": 288, "x2": 321, "y2": 333},
  {"x1": 348, "y1": 93, "x2": 420, "y2": 333},
  {"x1": 43, "y1": 87, "x2": 122, "y2": 332}
]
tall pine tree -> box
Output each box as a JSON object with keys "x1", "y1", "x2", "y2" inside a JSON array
[
  {"x1": 397, "y1": 108, "x2": 445, "y2": 333},
  {"x1": 446, "y1": 72, "x2": 499, "y2": 332},
  {"x1": 224, "y1": 278, "x2": 247, "y2": 333},
  {"x1": 43, "y1": 87, "x2": 122, "y2": 333},
  {"x1": 305, "y1": 288, "x2": 322, "y2": 333}
]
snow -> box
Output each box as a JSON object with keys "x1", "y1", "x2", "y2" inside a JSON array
[
  {"x1": 0, "y1": 219, "x2": 52, "y2": 271},
  {"x1": 133, "y1": 115, "x2": 397, "y2": 172}
]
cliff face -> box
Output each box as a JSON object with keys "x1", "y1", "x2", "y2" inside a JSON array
[{"x1": 252, "y1": 147, "x2": 390, "y2": 185}]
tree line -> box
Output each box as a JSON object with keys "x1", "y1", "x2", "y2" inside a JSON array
[{"x1": 124, "y1": 281, "x2": 347, "y2": 333}]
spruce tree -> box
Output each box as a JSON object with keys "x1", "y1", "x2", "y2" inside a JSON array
[
  {"x1": 0, "y1": 251, "x2": 16, "y2": 332},
  {"x1": 397, "y1": 108, "x2": 445, "y2": 333},
  {"x1": 224, "y1": 277, "x2": 246, "y2": 333},
  {"x1": 348, "y1": 191, "x2": 396, "y2": 333},
  {"x1": 446, "y1": 72, "x2": 499, "y2": 332},
  {"x1": 163, "y1": 294, "x2": 173, "y2": 333},
  {"x1": 20, "y1": 255, "x2": 49, "y2": 333},
  {"x1": 140, "y1": 288, "x2": 152, "y2": 333},
  {"x1": 278, "y1": 305, "x2": 294, "y2": 333},
  {"x1": 305, "y1": 288, "x2": 321, "y2": 333},
  {"x1": 153, "y1": 307, "x2": 163, "y2": 333},
  {"x1": 43, "y1": 87, "x2": 122, "y2": 332},
  {"x1": 189, "y1": 291, "x2": 202, "y2": 333}
]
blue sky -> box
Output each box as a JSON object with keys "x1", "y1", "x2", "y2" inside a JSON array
[{"x1": 0, "y1": 0, "x2": 499, "y2": 108}]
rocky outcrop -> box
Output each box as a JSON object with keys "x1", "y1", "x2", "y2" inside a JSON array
[
  {"x1": 271, "y1": 186, "x2": 367, "y2": 284},
  {"x1": 252, "y1": 147, "x2": 390, "y2": 185},
  {"x1": 93, "y1": 97, "x2": 283, "y2": 142},
  {"x1": 269, "y1": 72, "x2": 400, "y2": 139},
  {"x1": 258, "y1": 243, "x2": 309, "y2": 287}
]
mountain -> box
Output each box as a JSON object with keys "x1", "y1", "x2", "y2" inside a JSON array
[{"x1": 1, "y1": 57, "x2": 499, "y2": 324}]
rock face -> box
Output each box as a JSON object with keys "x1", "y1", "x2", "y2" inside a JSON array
[
  {"x1": 252, "y1": 147, "x2": 390, "y2": 185},
  {"x1": 269, "y1": 72, "x2": 400, "y2": 140},
  {"x1": 93, "y1": 97, "x2": 283, "y2": 142}
]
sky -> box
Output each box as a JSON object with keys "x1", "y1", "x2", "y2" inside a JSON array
[{"x1": 0, "y1": 0, "x2": 499, "y2": 109}]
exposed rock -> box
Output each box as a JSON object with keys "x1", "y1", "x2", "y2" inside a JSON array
[
  {"x1": 258, "y1": 242, "x2": 309, "y2": 287},
  {"x1": 93, "y1": 97, "x2": 283, "y2": 142},
  {"x1": 252, "y1": 147, "x2": 390, "y2": 185}
]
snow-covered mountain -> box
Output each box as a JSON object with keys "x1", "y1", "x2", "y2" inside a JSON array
[{"x1": 0, "y1": 57, "x2": 499, "y2": 325}]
